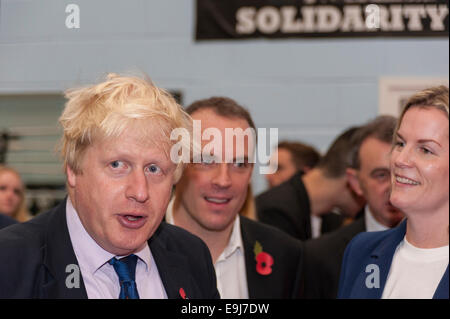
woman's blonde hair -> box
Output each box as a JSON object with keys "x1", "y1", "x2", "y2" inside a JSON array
[
  {"x1": 395, "y1": 85, "x2": 449, "y2": 140},
  {"x1": 59, "y1": 73, "x2": 192, "y2": 182},
  {"x1": 0, "y1": 165, "x2": 32, "y2": 222}
]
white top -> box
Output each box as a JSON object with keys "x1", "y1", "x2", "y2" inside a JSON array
[
  {"x1": 66, "y1": 198, "x2": 167, "y2": 299},
  {"x1": 382, "y1": 236, "x2": 449, "y2": 299},
  {"x1": 365, "y1": 207, "x2": 390, "y2": 233},
  {"x1": 166, "y1": 199, "x2": 249, "y2": 299}
]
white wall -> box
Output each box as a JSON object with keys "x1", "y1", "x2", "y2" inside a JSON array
[{"x1": 0, "y1": 0, "x2": 448, "y2": 194}]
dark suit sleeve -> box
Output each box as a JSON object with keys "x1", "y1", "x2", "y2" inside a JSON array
[
  {"x1": 0, "y1": 214, "x2": 17, "y2": 229},
  {"x1": 0, "y1": 224, "x2": 43, "y2": 298},
  {"x1": 301, "y1": 242, "x2": 323, "y2": 299},
  {"x1": 258, "y1": 208, "x2": 300, "y2": 239},
  {"x1": 291, "y1": 241, "x2": 305, "y2": 299}
]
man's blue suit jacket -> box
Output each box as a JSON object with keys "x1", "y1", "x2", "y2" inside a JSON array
[{"x1": 338, "y1": 220, "x2": 449, "y2": 299}]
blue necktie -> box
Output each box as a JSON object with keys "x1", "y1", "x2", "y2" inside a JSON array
[{"x1": 109, "y1": 254, "x2": 140, "y2": 299}]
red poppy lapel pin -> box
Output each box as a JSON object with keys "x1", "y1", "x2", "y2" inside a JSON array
[
  {"x1": 179, "y1": 287, "x2": 188, "y2": 299},
  {"x1": 253, "y1": 241, "x2": 274, "y2": 276}
]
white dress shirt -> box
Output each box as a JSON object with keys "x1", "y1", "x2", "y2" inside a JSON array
[
  {"x1": 66, "y1": 198, "x2": 167, "y2": 299},
  {"x1": 310, "y1": 214, "x2": 322, "y2": 239},
  {"x1": 166, "y1": 199, "x2": 249, "y2": 299},
  {"x1": 364, "y1": 207, "x2": 390, "y2": 232}
]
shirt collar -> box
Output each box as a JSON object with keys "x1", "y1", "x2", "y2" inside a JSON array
[
  {"x1": 66, "y1": 197, "x2": 151, "y2": 274},
  {"x1": 166, "y1": 197, "x2": 243, "y2": 262},
  {"x1": 218, "y1": 215, "x2": 243, "y2": 261},
  {"x1": 365, "y1": 206, "x2": 390, "y2": 232}
]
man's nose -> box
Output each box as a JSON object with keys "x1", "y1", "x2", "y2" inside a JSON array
[
  {"x1": 211, "y1": 164, "x2": 232, "y2": 189},
  {"x1": 125, "y1": 170, "x2": 150, "y2": 203}
]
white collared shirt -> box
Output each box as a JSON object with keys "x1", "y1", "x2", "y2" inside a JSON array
[
  {"x1": 166, "y1": 199, "x2": 249, "y2": 299},
  {"x1": 310, "y1": 214, "x2": 322, "y2": 239},
  {"x1": 66, "y1": 198, "x2": 167, "y2": 299},
  {"x1": 364, "y1": 206, "x2": 390, "y2": 232}
]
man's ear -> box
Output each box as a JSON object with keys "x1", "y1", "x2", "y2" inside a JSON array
[
  {"x1": 66, "y1": 165, "x2": 77, "y2": 188},
  {"x1": 346, "y1": 168, "x2": 363, "y2": 197}
]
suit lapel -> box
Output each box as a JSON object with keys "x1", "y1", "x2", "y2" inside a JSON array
[
  {"x1": 361, "y1": 220, "x2": 407, "y2": 299},
  {"x1": 240, "y1": 217, "x2": 272, "y2": 299},
  {"x1": 41, "y1": 199, "x2": 88, "y2": 298},
  {"x1": 149, "y1": 227, "x2": 191, "y2": 299},
  {"x1": 241, "y1": 219, "x2": 258, "y2": 299}
]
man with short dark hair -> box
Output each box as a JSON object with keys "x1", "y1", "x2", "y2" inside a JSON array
[
  {"x1": 256, "y1": 127, "x2": 365, "y2": 241},
  {"x1": 302, "y1": 115, "x2": 404, "y2": 299},
  {"x1": 266, "y1": 141, "x2": 321, "y2": 188},
  {"x1": 167, "y1": 96, "x2": 304, "y2": 299}
]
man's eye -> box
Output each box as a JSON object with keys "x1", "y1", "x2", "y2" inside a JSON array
[
  {"x1": 148, "y1": 164, "x2": 161, "y2": 174},
  {"x1": 110, "y1": 161, "x2": 125, "y2": 169},
  {"x1": 375, "y1": 173, "x2": 389, "y2": 180},
  {"x1": 202, "y1": 156, "x2": 215, "y2": 165},
  {"x1": 233, "y1": 162, "x2": 246, "y2": 168}
]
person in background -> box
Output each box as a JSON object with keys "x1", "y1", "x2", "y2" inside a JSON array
[
  {"x1": 167, "y1": 97, "x2": 304, "y2": 299},
  {"x1": 266, "y1": 141, "x2": 321, "y2": 188},
  {"x1": 302, "y1": 115, "x2": 404, "y2": 298},
  {"x1": 0, "y1": 74, "x2": 219, "y2": 299},
  {"x1": 0, "y1": 165, "x2": 31, "y2": 222},
  {"x1": 338, "y1": 86, "x2": 449, "y2": 299},
  {"x1": 256, "y1": 127, "x2": 365, "y2": 241}
]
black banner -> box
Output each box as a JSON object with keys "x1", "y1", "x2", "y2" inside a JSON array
[{"x1": 196, "y1": 0, "x2": 449, "y2": 40}]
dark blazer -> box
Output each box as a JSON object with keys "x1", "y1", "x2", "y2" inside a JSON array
[
  {"x1": 0, "y1": 199, "x2": 219, "y2": 299},
  {"x1": 0, "y1": 214, "x2": 17, "y2": 229},
  {"x1": 240, "y1": 216, "x2": 304, "y2": 299},
  {"x1": 256, "y1": 171, "x2": 344, "y2": 241},
  {"x1": 338, "y1": 220, "x2": 449, "y2": 299},
  {"x1": 302, "y1": 215, "x2": 366, "y2": 299}
]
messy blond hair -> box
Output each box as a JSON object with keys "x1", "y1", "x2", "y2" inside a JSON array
[{"x1": 59, "y1": 73, "x2": 192, "y2": 182}]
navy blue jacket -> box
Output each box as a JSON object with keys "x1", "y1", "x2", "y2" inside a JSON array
[
  {"x1": 338, "y1": 220, "x2": 449, "y2": 299},
  {"x1": 0, "y1": 199, "x2": 219, "y2": 299}
]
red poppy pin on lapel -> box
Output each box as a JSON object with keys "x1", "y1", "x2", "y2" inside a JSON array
[
  {"x1": 254, "y1": 241, "x2": 274, "y2": 275},
  {"x1": 179, "y1": 287, "x2": 187, "y2": 299}
]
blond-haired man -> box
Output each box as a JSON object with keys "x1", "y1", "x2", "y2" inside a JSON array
[{"x1": 0, "y1": 74, "x2": 219, "y2": 299}]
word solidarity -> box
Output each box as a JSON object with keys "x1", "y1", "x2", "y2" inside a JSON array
[{"x1": 196, "y1": 0, "x2": 449, "y2": 39}]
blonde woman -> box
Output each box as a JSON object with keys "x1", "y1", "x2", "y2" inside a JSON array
[
  {"x1": 0, "y1": 165, "x2": 31, "y2": 222},
  {"x1": 338, "y1": 86, "x2": 449, "y2": 299}
]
